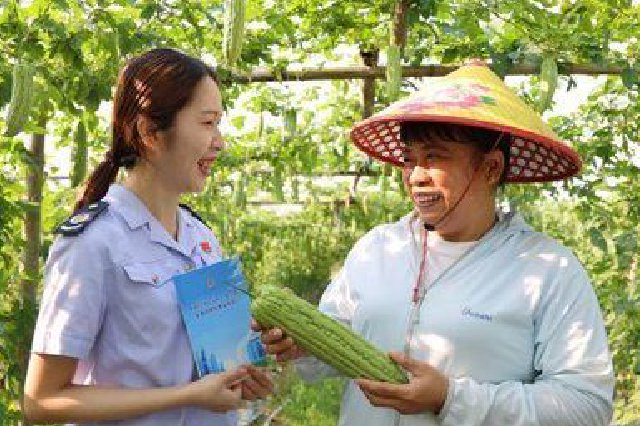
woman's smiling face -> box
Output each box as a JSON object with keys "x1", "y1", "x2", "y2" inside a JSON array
[
  {"x1": 402, "y1": 133, "x2": 502, "y2": 241},
  {"x1": 153, "y1": 76, "x2": 225, "y2": 194}
]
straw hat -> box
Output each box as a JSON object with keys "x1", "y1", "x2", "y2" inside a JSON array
[{"x1": 350, "y1": 64, "x2": 581, "y2": 182}]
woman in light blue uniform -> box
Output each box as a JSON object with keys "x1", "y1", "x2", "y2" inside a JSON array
[{"x1": 24, "y1": 48, "x2": 272, "y2": 425}]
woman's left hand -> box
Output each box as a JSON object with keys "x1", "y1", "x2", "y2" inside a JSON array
[
  {"x1": 238, "y1": 365, "x2": 274, "y2": 401},
  {"x1": 356, "y1": 352, "x2": 449, "y2": 415}
]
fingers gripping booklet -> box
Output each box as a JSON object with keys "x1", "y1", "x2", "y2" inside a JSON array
[{"x1": 173, "y1": 257, "x2": 266, "y2": 377}]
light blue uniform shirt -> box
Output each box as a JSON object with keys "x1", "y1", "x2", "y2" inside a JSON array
[{"x1": 31, "y1": 184, "x2": 237, "y2": 426}]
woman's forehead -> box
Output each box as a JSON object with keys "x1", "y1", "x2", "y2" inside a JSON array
[
  {"x1": 405, "y1": 138, "x2": 456, "y2": 151},
  {"x1": 190, "y1": 77, "x2": 222, "y2": 112}
]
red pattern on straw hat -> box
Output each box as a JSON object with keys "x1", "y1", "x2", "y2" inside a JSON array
[{"x1": 349, "y1": 65, "x2": 582, "y2": 183}]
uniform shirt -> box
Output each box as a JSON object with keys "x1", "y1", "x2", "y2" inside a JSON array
[
  {"x1": 31, "y1": 184, "x2": 236, "y2": 426},
  {"x1": 296, "y1": 211, "x2": 614, "y2": 426}
]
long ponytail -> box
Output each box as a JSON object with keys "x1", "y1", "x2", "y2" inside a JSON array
[{"x1": 73, "y1": 158, "x2": 119, "y2": 212}]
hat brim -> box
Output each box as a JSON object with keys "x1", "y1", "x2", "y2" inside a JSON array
[
  {"x1": 350, "y1": 115, "x2": 582, "y2": 183},
  {"x1": 349, "y1": 64, "x2": 582, "y2": 183}
]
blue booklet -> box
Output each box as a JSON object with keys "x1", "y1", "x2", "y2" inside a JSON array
[{"x1": 173, "y1": 257, "x2": 266, "y2": 377}]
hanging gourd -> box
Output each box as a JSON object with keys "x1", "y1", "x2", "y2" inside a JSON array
[
  {"x1": 4, "y1": 61, "x2": 35, "y2": 137},
  {"x1": 621, "y1": 65, "x2": 638, "y2": 89},
  {"x1": 386, "y1": 45, "x2": 402, "y2": 101},
  {"x1": 257, "y1": 107, "x2": 264, "y2": 138},
  {"x1": 70, "y1": 118, "x2": 88, "y2": 187},
  {"x1": 108, "y1": 28, "x2": 120, "y2": 63},
  {"x1": 283, "y1": 107, "x2": 297, "y2": 140},
  {"x1": 271, "y1": 165, "x2": 285, "y2": 202},
  {"x1": 292, "y1": 176, "x2": 299, "y2": 201},
  {"x1": 234, "y1": 172, "x2": 247, "y2": 209},
  {"x1": 536, "y1": 54, "x2": 558, "y2": 113},
  {"x1": 341, "y1": 136, "x2": 350, "y2": 169},
  {"x1": 223, "y1": 0, "x2": 246, "y2": 67}
]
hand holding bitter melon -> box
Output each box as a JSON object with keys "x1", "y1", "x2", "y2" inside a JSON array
[
  {"x1": 251, "y1": 285, "x2": 409, "y2": 384},
  {"x1": 251, "y1": 319, "x2": 306, "y2": 362}
]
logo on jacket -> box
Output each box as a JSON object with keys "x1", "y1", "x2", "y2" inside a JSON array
[{"x1": 461, "y1": 306, "x2": 493, "y2": 322}]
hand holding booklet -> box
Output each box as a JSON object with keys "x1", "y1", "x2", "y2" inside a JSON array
[{"x1": 173, "y1": 257, "x2": 266, "y2": 377}]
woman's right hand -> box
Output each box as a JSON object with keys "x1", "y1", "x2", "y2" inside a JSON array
[
  {"x1": 186, "y1": 368, "x2": 248, "y2": 412},
  {"x1": 251, "y1": 319, "x2": 306, "y2": 361},
  {"x1": 24, "y1": 354, "x2": 251, "y2": 423}
]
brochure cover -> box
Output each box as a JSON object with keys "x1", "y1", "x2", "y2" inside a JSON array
[{"x1": 173, "y1": 257, "x2": 266, "y2": 377}]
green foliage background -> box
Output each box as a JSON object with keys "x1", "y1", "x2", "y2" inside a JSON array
[{"x1": 1, "y1": 0, "x2": 639, "y2": 424}]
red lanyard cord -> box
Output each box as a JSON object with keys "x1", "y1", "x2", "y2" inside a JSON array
[{"x1": 412, "y1": 226, "x2": 428, "y2": 304}]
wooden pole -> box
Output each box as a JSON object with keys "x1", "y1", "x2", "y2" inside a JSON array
[
  {"x1": 392, "y1": 0, "x2": 409, "y2": 53},
  {"x1": 19, "y1": 114, "x2": 46, "y2": 426},
  {"x1": 21, "y1": 122, "x2": 44, "y2": 309},
  {"x1": 360, "y1": 49, "x2": 379, "y2": 120},
  {"x1": 351, "y1": 49, "x2": 380, "y2": 197},
  {"x1": 226, "y1": 63, "x2": 624, "y2": 83}
]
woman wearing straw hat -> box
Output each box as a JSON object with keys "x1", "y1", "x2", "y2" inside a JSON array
[{"x1": 257, "y1": 64, "x2": 614, "y2": 425}]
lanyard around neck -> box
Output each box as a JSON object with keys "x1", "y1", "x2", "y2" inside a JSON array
[{"x1": 412, "y1": 226, "x2": 429, "y2": 304}]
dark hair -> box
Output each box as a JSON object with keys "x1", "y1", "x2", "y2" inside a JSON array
[
  {"x1": 74, "y1": 48, "x2": 218, "y2": 212},
  {"x1": 400, "y1": 122, "x2": 511, "y2": 184}
]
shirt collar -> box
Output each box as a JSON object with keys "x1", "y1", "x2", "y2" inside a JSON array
[
  {"x1": 104, "y1": 184, "x2": 154, "y2": 230},
  {"x1": 177, "y1": 207, "x2": 199, "y2": 254},
  {"x1": 178, "y1": 206, "x2": 198, "y2": 230},
  {"x1": 105, "y1": 184, "x2": 203, "y2": 258}
]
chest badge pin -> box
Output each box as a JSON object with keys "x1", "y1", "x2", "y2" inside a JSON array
[{"x1": 200, "y1": 241, "x2": 212, "y2": 253}]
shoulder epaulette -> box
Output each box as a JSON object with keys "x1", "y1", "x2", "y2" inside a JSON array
[
  {"x1": 179, "y1": 203, "x2": 208, "y2": 227},
  {"x1": 55, "y1": 201, "x2": 109, "y2": 236}
]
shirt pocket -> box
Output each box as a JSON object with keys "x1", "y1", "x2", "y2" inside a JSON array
[
  {"x1": 123, "y1": 258, "x2": 181, "y2": 288},
  {"x1": 115, "y1": 258, "x2": 185, "y2": 348}
]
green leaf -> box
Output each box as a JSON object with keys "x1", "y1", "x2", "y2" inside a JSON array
[
  {"x1": 231, "y1": 116, "x2": 245, "y2": 130},
  {"x1": 489, "y1": 52, "x2": 512, "y2": 80},
  {"x1": 441, "y1": 47, "x2": 459, "y2": 64},
  {"x1": 140, "y1": 4, "x2": 157, "y2": 20},
  {"x1": 615, "y1": 231, "x2": 638, "y2": 270},
  {"x1": 621, "y1": 66, "x2": 638, "y2": 89},
  {"x1": 589, "y1": 228, "x2": 608, "y2": 253}
]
